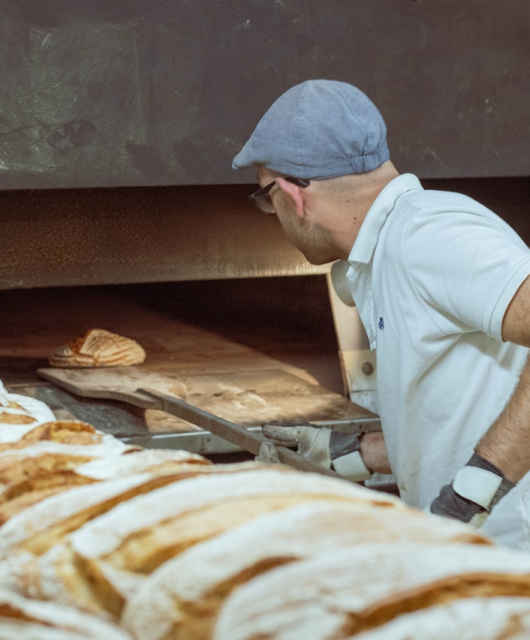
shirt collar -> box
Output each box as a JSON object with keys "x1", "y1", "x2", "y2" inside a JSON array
[{"x1": 348, "y1": 173, "x2": 423, "y2": 265}]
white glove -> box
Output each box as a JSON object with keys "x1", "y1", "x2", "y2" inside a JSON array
[
  {"x1": 430, "y1": 452, "x2": 516, "y2": 528},
  {"x1": 262, "y1": 424, "x2": 371, "y2": 482}
]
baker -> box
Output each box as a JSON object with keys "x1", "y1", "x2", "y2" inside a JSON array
[{"x1": 232, "y1": 79, "x2": 530, "y2": 550}]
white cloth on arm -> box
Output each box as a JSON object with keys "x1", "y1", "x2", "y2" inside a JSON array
[{"x1": 346, "y1": 174, "x2": 530, "y2": 550}]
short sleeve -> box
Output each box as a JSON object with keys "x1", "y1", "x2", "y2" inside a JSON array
[{"x1": 403, "y1": 201, "x2": 530, "y2": 340}]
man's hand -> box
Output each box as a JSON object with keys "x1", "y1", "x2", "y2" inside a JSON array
[
  {"x1": 261, "y1": 424, "x2": 372, "y2": 482},
  {"x1": 430, "y1": 452, "x2": 516, "y2": 527}
]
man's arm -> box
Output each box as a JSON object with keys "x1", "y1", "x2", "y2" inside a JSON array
[
  {"x1": 474, "y1": 274, "x2": 530, "y2": 482},
  {"x1": 360, "y1": 431, "x2": 392, "y2": 475},
  {"x1": 431, "y1": 274, "x2": 530, "y2": 525}
]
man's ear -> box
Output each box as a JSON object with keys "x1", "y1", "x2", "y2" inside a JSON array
[{"x1": 276, "y1": 177, "x2": 306, "y2": 219}]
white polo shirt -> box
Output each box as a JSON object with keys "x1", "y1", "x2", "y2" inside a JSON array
[{"x1": 346, "y1": 173, "x2": 530, "y2": 550}]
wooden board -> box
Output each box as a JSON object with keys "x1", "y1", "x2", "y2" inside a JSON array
[
  {"x1": 37, "y1": 366, "x2": 376, "y2": 433},
  {"x1": 37, "y1": 366, "x2": 187, "y2": 410}
]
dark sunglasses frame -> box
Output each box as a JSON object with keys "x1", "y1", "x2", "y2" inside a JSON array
[{"x1": 249, "y1": 176, "x2": 310, "y2": 214}]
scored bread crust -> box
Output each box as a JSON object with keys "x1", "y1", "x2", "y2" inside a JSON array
[
  {"x1": 0, "y1": 421, "x2": 106, "y2": 450},
  {"x1": 49, "y1": 329, "x2": 146, "y2": 368},
  {"x1": 350, "y1": 596, "x2": 530, "y2": 640},
  {"x1": 36, "y1": 469, "x2": 399, "y2": 618},
  {"x1": 122, "y1": 501, "x2": 491, "y2": 640},
  {"x1": 0, "y1": 619, "x2": 116, "y2": 640},
  {"x1": 0, "y1": 440, "x2": 131, "y2": 460},
  {"x1": 0, "y1": 588, "x2": 132, "y2": 639},
  {"x1": 0, "y1": 471, "x2": 98, "y2": 526},
  {"x1": 74, "y1": 448, "x2": 211, "y2": 480},
  {"x1": 212, "y1": 544, "x2": 530, "y2": 640},
  {"x1": 0, "y1": 440, "x2": 134, "y2": 526},
  {"x1": 0, "y1": 392, "x2": 56, "y2": 429},
  {"x1": 71, "y1": 468, "x2": 400, "y2": 561},
  {"x1": 0, "y1": 464, "x2": 249, "y2": 556},
  {"x1": 0, "y1": 451, "x2": 96, "y2": 488}
]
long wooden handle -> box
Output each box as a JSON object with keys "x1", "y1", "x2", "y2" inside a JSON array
[{"x1": 137, "y1": 388, "x2": 345, "y2": 479}]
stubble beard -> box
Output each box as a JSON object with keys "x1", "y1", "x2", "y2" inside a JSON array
[
  {"x1": 294, "y1": 219, "x2": 340, "y2": 266},
  {"x1": 276, "y1": 194, "x2": 340, "y2": 266}
]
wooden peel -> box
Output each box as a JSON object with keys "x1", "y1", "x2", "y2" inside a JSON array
[
  {"x1": 136, "y1": 388, "x2": 343, "y2": 479},
  {"x1": 36, "y1": 367, "x2": 346, "y2": 479},
  {"x1": 37, "y1": 366, "x2": 187, "y2": 410}
]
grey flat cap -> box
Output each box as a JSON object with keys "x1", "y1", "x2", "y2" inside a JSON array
[{"x1": 233, "y1": 79, "x2": 390, "y2": 180}]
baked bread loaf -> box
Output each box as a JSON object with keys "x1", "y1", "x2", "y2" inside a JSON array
[
  {"x1": 0, "y1": 462, "x2": 252, "y2": 557},
  {"x1": 350, "y1": 596, "x2": 530, "y2": 640},
  {"x1": 0, "y1": 588, "x2": 131, "y2": 639},
  {"x1": 34, "y1": 468, "x2": 400, "y2": 618},
  {"x1": 0, "y1": 382, "x2": 56, "y2": 428},
  {"x1": 122, "y1": 501, "x2": 491, "y2": 640},
  {"x1": 49, "y1": 329, "x2": 146, "y2": 367},
  {"x1": 212, "y1": 544, "x2": 530, "y2": 639},
  {"x1": 0, "y1": 420, "x2": 118, "y2": 449},
  {"x1": 0, "y1": 471, "x2": 98, "y2": 526},
  {"x1": 74, "y1": 448, "x2": 211, "y2": 480},
  {"x1": 0, "y1": 439, "x2": 136, "y2": 525}
]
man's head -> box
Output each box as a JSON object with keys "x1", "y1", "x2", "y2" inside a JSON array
[{"x1": 233, "y1": 79, "x2": 396, "y2": 264}]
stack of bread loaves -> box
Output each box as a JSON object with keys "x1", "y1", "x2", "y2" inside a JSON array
[{"x1": 2, "y1": 380, "x2": 530, "y2": 639}]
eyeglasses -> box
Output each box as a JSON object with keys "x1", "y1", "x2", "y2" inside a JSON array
[{"x1": 249, "y1": 177, "x2": 310, "y2": 214}]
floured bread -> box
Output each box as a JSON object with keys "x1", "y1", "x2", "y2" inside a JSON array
[
  {"x1": 0, "y1": 471, "x2": 98, "y2": 526},
  {"x1": 212, "y1": 544, "x2": 530, "y2": 639},
  {"x1": 37, "y1": 468, "x2": 399, "y2": 618},
  {"x1": 0, "y1": 441, "x2": 132, "y2": 527},
  {"x1": 351, "y1": 596, "x2": 530, "y2": 640},
  {"x1": 0, "y1": 550, "x2": 37, "y2": 594},
  {"x1": 0, "y1": 464, "x2": 243, "y2": 556},
  {"x1": 49, "y1": 329, "x2": 146, "y2": 367},
  {"x1": 0, "y1": 420, "x2": 116, "y2": 448},
  {"x1": 0, "y1": 439, "x2": 131, "y2": 460},
  {"x1": 0, "y1": 440, "x2": 130, "y2": 493},
  {"x1": 75, "y1": 448, "x2": 211, "y2": 480},
  {"x1": 0, "y1": 382, "x2": 56, "y2": 428},
  {"x1": 0, "y1": 588, "x2": 131, "y2": 639},
  {"x1": 0, "y1": 451, "x2": 95, "y2": 487},
  {"x1": 122, "y1": 501, "x2": 491, "y2": 640},
  {"x1": 0, "y1": 411, "x2": 38, "y2": 424}
]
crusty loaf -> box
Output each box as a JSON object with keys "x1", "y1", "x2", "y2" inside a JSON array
[
  {"x1": 49, "y1": 329, "x2": 146, "y2": 367},
  {"x1": 75, "y1": 448, "x2": 211, "y2": 480},
  {"x1": 0, "y1": 421, "x2": 109, "y2": 450},
  {"x1": 0, "y1": 388, "x2": 56, "y2": 429},
  {"x1": 0, "y1": 549, "x2": 38, "y2": 594},
  {"x1": 0, "y1": 441, "x2": 132, "y2": 526},
  {"x1": 0, "y1": 440, "x2": 132, "y2": 461},
  {"x1": 36, "y1": 468, "x2": 400, "y2": 618},
  {"x1": 0, "y1": 588, "x2": 131, "y2": 639},
  {"x1": 122, "y1": 501, "x2": 491, "y2": 640},
  {"x1": 350, "y1": 596, "x2": 530, "y2": 640},
  {"x1": 0, "y1": 471, "x2": 98, "y2": 526},
  {"x1": 0, "y1": 451, "x2": 96, "y2": 488},
  {"x1": 0, "y1": 463, "x2": 249, "y2": 556},
  {"x1": 0, "y1": 436, "x2": 139, "y2": 527},
  {"x1": 212, "y1": 544, "x2": 530, "y2": 639}
]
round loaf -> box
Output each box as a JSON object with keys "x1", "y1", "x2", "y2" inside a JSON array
[
  {"x1": 37, "y1": 468, "x2": 400, "y2": 618},
  {"x1": 123, "y1": 501, "x2": 491, "y2": 640},
  {"x1": 49, "y1": 329, "x2": 146, "y2": 367},
  {"x1": 351, "y1": 597, "x2": 530, "y2": 640},
  {"x1": 0, "y1": 589, "x2": 131, "y2": 638},
  {"x1": 213, "y1": 544, "x2": 530, "y2": 639}
]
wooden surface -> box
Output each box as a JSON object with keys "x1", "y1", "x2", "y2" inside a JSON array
[
  {"x1": 37, "y1": 366, "x2": 188, "y2": 410},
  {"x1": 37, "y1": 366, "x2": 373, "y2": 433}
]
